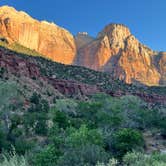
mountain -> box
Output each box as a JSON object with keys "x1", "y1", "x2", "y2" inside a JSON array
[
  {"x1": 0, "y1": 6, "x2": 165, "y2": 86},
  {"x1": 0, "y1": 6, "x2": 76, "y2": 64},
  {"x1": 76, "y1": 24, "x2": 166, "y2": 85}
]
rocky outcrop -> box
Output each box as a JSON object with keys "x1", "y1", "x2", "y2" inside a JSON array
[
  {"x1": 0, "y1": 6, "x2": 76, "y2": 64},
  {"x1": 0, "y1": 49, "x2": 40, "y2": 78},
  {"x1": 107, "y1": 90, "x2": 166, "y2": 105},
  {"x1": 49, "y1": 78, "x2": 99, "y2": 97},
  {"x1": 75, "y1": 24, "x2": 163, "y2": 85},
  {"x1": 0, "y1": 47, "x2": 99, "y2": 97},
  {"x1": 0, "y1": 47, "x2": 165, "y2": 104}
]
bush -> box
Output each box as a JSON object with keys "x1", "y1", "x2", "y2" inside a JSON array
[
  {"x1": 0, "y1": 67, "x2": 5, "y2": 77},
  {"x1": 33, "y1": 145, "x2": 58, "y2": 166},
  {"x1": 57, "y1": 144, "x2": 109, "y2": 166},
  {"x1": 55, "y1": 99, "x2": 78, "y2": 115},
  {"x1": 65, "y1": 125, "x2": 104, "y2": 148},
  {"x1": 123, "y1": 151, "x2": 166, "y2": 166},
  {"x1": 96, "y1": 158, "x2": 118, "y2": 166},
  {"x1": 30, "y1": 92, "x2": 40, "y2": 105},
  {"x1": 0, "y1": 150, "x2": 28, "y2": 166},
  {"x1": 24, "y1": 93, "x2": 49, "y2": 135},
  {"x1": 111, "y1": 128, "x2": 144, "y2": 158},
  {"x1": 77, "y1": 101, "x2": 103, "y2": 128},
  {"x1": 52, "y1": 110, "x2": 70, "y2": 129},
  {"x1": 34, "y1": 113, "x2": 48, "y2": 135},
  {"x1": 0, "y1": 125, "x2": 10, "y2": 152},
  {"x1": 14, "y1": 138, "x2": 34, "y2": 155},
  {"x1": 158, "y1": 117, "x2": 166, "y2": 138}
]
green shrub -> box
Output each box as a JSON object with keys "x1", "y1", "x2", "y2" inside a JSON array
[
  {"x1": 57, "y1": 144, "x2": 109, "y2": 166},
  {"x1": 55, "y1": 99, "x2": 78, "y2": 115},
  {"x1": 30, "y1": 92, "x2": 40, "y2": 105},
  {"x1": 96, "y1": 158, "x2": 118, "y2": 166},
  {"x1": 52, "y1": 110, "x2": 70, "y2": 129},
  {"x1": 0, "y1": 67, "x2": 5, "y2": 78},
  {"x1": 14, "y1": 138, "x2": 34, "y2": 155},
  {"x1": 77, "y1": 101, "x2": 103, "y2": 128},
  {"x1": 111, "y1": 128, "x2": 144, "y2": 158},
  {"x1": 66, "y1": 125, "x2": 104, "y2": 148},
  {"x1": 158, "y1": 117, "x2": 166, "y2": 138},
  {"x1": 24, "y1": 93, "x2": 49, "y2": 136},
  {"x1": 0, "y1": 81, "x2": 19, "y2": 110},
  {"x1": 0, "y1": 125, "x2": 10, "y2": 152},
  {"x1": 123, "y1": 151, "x2": 166, "y2": 166},
  {"x1": 0, "y1": 150, "x2": 28, "y2": 166},
  {"x1": 48, "y1": 124, "x2": 107, "y2": 166},
  {"x1": 33, "y1": 145, "x2": 58, "y2": 166}
]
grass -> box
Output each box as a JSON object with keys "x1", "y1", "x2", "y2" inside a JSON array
[{"x1": 0, "y1": 40, "x2": 41, "y2": 57}]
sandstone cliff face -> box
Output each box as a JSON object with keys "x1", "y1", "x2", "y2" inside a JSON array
[
  {"x1": 75, "y1": 35, "x2": 111, "y2": 70},
  {"x1": 76, "y1": 24, "x2": 163, "y2": 85},
  {"x1": 0, "y1": 6, "x2": 165, "y2": 86},
  {"x1": 74, "y1": 32, "x2": 94, "y2": 50},
  {"x1": 156, "y1": 52, "x2": 166, "y2": 85},
  {"x1": 0, "y1": 6, "x2": 76, "y2": 64}
]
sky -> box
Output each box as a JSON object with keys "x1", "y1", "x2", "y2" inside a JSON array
[{"x1": 0, "y1": 0, "x2": 165, "y2": 51}]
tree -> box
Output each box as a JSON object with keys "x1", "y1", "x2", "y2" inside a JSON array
[
  {"x1": 57, "y1": 144, "x2": 109, "y2": 166},
  {"x1": 23, "y1": 93, "x2": 49, "y2": 136},
  {"x1": 111, "y1": 128, "x2": 144, "y2": 158},
  {"x1": 65, "y1": 125, "x2": 104, "y2": 148}
]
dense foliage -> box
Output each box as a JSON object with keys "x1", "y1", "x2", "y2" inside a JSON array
[{"x1": 0, "y1": 91, "x2": 165, "y2": 165}]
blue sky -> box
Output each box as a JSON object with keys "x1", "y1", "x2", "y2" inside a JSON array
[{"x1": 0, "y1": 0, "x2": 165, "y2": 51}]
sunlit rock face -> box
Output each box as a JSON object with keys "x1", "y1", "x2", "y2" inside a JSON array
[
  {"x1": 0, "y1": 6, "x2": 76, "y2": 64},
  {"x1": 76, "y1": 24, "x2": 162, "y2": 85},
  {"x1": 0, "y1": 6, "x2": 165, "y2": 86},
  {"x1": 101, "y1": 24, "x2": 161, "y2": 85}
]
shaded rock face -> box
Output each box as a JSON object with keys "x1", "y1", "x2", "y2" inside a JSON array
[
  {"x1": 156, "y1": 52, "x2": 166, "y2": 85},
  {"x1": 0, "y1": 6, "x2": 76, "y2": 64},
  {"x1": 74, "y1": 32, "x2": 94, "y2": 50},
  {"x1": 75, "y1": 35, "x2": 111, "y2": 70}
]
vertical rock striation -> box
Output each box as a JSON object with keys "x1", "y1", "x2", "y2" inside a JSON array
[{"x1": 0, "y1": 6, "x2": 76, "y2": 64}]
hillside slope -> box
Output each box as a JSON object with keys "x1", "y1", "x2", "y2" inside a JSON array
[
  {"x1": 0, "y1": 46, "x2": 166, "y2": 106},
  {"x1": 0, "y1": 46, "x2": 166, "y2": 166}
]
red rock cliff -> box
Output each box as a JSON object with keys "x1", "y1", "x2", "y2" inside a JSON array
[
  {"x1": 75, "y1": 24, "x2": 164, "y2": 86},
  {"x1": 0, "y1": 6, "x2": 76, "y2": 64},
  {"x1": 0, "y1": 6, "x2": 165, "y2": 86}
]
